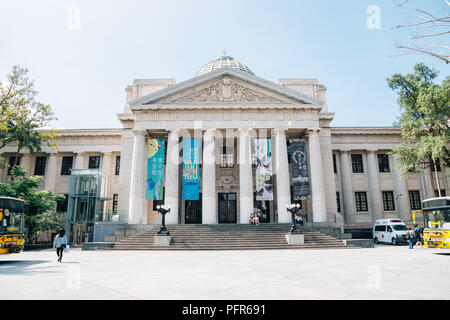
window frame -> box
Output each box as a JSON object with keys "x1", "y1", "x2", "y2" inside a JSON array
[
  {"x1": 355, "y1": 191, "x2": 368, "y2": 212},
  {"x1": 382, "y1": 191, "x2": 396, "y2": 211},
  {"x1": 351, "y1": 154, "x2": 364, "y2": 173}
]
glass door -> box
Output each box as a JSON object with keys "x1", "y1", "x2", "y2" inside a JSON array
[
  {"x1": 218, "y1": 193, "x2": 237, "y2": 223},
  {"x1": 185, "y1": 194, "x2": 202, "y2": 224}
]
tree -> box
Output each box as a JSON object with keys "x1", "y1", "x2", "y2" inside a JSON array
[
  {"x1": 387, "y1": 63, "x2": 450, "y2": 196},
  {"x1": 393, "y1": 0, "x2": 450, "y2": 64},
  {"x1": 0, "y1": 165, "x2": 66, "y2": 243},
  {"x1": 0, "y1": 65, "x2": 58, "y2": 171}
]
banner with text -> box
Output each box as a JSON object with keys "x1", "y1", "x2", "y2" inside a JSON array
[
  {"x1": 146, "y1": 139, "x2": 165, "y2": 200},
  {"x1": 182, "y1": 138, "x2": 200, "y2": 201},
  {"x1": 255, "y1": 139, "x2": 273, "y2": 201},
  {"x1": 288, "y1": 139, "x2": 310, "y2": 199}
]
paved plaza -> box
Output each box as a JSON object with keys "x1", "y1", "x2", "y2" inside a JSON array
[{"x1": 0, "y1": 246, "x2": 449, "y2": 300}]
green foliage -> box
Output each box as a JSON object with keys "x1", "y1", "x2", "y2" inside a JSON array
[
  {"x1": 0, "y1": 165, "x2": 66, "y2": 243},
  {"x1": 387, "y1": 63, "x2": 450, "y2": 175},
  {"x1": 0, "y1": 65, "x2": 58, "y2": 170}
]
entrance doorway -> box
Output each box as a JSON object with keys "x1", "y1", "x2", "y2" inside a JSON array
[
  {"x1": 73, "y1": 223, "x2": 86, "y2": 247},
  {"x1": 253, "y1": 193, "x2": 271, "y2": 223},
  {"x1": 218, "y1": 193, "x2": 237, "y2": 223},
  {"x1": 185, "y1": 194, "x2": 202, "y2": 224}
]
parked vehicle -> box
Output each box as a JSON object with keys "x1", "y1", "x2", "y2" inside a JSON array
[
  {"x1": 422, "y1": 197, "x2": 450, "y2": 249},
  {"x1": 373, "y1": 219, "x2": 409, "y2": 245}
]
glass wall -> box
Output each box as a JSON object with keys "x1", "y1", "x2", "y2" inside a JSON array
[{"x1": 66, "y1": 169, "x2": 112, "y2": 246}]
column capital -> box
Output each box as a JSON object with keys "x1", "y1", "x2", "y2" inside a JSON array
[
  {"x1": 167, "y1": 129, "x2": 181, "y2": 136},
  {"x1": 339, "y1": 148, "x2": 351, "y2": 153},
  {"x1": 237, "y1": 128, "x2": 255, "y2": 136},
  {"x1": 307, "y1": 128, "x2": 321, "y2": 135},
  {"x1": 132, "y1": 129, "x2": 147, "y2": 136},
  {"x1": 366, "y1": 148, "x2": 378, "y2": 153},
  {"x1": 273, "y1": 128, "x2": 287, "y2": 135},
  {"x1": 102, "y1": 152, "x2": 114, "y2": 156}
]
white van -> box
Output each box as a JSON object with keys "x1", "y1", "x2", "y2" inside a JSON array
[{"x1": 373, "y1": 219, "x2": 409, "y2": 245}]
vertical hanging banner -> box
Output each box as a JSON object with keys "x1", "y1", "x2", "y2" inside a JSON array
[
  {"x1": 182, "y1": 138, "x2": 200, "y2": 201},
  {"x1": 255, "y1": 139, "x2": 273, "y2": 201},
  {"x1": 146, "y1": 139, "x2": 165, "y2": 200},
  {"x1": 288, "y1": 139, "x2": 310, "y2": 199}
]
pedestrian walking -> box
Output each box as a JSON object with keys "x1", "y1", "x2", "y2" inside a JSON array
[
  {"x1": 53, "y1": 229, "x2": 68, "y2": 263},
  {"x1": 414, "y1": 224, "x2": 423, "y2": 248},
  {"x1": 407, "y1": 226, "x2": 416, "y2": 249}
]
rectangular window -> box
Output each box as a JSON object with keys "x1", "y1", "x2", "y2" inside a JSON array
[
  {"x1": 7, "y1": 156, "x2": 21, "y2": 175},
  {"x1": 336, "y1": 192, "x2": 341, "y2": 213},
  {"x1": 355, "y1": 192, "x2": 368, "y2": 212},
  {"x1": 408, "y1": 190, "x2": 421, "y2": 210},
  {"x1": 115, "y1": 156, "x2": 120, "y2": 175},
  {"x1": 434, "y1": 190, "x2": 446, "y2": 197},
  {"x1": 220, "y1": 145, "x2": 234, "y2": 168},
  {"x1": 34, "y1": 156, "x2": 47, "y2": 176},
  {"x1": 382, "y1": 191, "x2": 395, "y2": 211},
  {"x1": 112, "y1": 194, "x2": 118, "y2": 212},
  {"x1": 333, "y1": 154, "x2": 337, "y2": 174},
  {"x1": 377, "y1": 154, "x2": 390, "y2": 172},
  {"x1": 430, "y1": 159, "x2": 441, "y2": 172},
  {"x1": 351, "y1": 154, "x2": 364, "y2": 173},
  {"x1": 88, "y1": 156, "x2": 100, "y2": 169},
  {"x1": 56, "y1": 194, "x2": 68, "y2": 212},
  {"x1": 152, "y1": 188, "x2": 165, "y2": 211},
  {"x1": 61, "y1": 156, "x2": 73, "y2": 175}
]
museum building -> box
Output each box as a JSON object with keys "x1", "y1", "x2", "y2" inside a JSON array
[{"x1": 1, "y1": 56, "x2": 448, "y2": 242}]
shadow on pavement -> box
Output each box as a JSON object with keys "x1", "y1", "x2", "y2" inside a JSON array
[{"x1": 0, "y1": 260, "x2": 73, "y2": 275}]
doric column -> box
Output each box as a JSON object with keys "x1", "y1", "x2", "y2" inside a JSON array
[
  {"x1": 128, "y1": 130, "x2": 147, "y2": 224},
  {"x1": 274, "y1": 129, "x2": 291, "y2": 223},
  {"x1": 44, "y1": 152, "x2": 58, "y2": 191},
  {"x1": 74, "y1": 152, "x2": 86, "y2": 169},
  {"x1": 238, "y1": 129, "x2": 254, "y2": 224},
  {"x1": 202, "y1": 129, "x2": 216, "y2": 224},
  {"x1": 420, "y1": 166, "x2": 433, "y2": 200},
  {"x1": 393, "y1": 155, "x2": 410, "y2": 221},
  {"x1": 367, "y1": 149, "x2": 383, "y2": 220},
  {"x1": 164, "y1": 129, "x2": 180, "y2": 224},
  {"x1": 101, "y1": 152, "x2": 114, "y2": 210},
  {"x1": 339, "y1": 150, "x2": 354, "y2": 224},
  {"x1": 21, "y1": 154, "x2": 33, "y2": 175},
  {"x1": 308, "y1": 129, "x2": 327, "y2": 222}
]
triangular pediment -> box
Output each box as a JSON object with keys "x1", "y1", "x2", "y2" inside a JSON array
[
  {"x1": 166, "y1": 77, "x2": 287, "y2": 104},
  {"x1": 130, "y1": 68, "x2": 321, "y2": 110}
]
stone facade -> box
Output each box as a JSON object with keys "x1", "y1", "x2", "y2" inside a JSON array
[{"x1": 1, "y1": 58, "x2": 448, "y2": 230}]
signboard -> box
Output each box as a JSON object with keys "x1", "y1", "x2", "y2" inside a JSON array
[
  {"x1": 255, "y1": 139, "x2": 273, "y2": 201},
  {"x1": 146, "y1": 139, "x2": 165, "y2": 200},
  {"x1": 288, "y1": 139, "x2": 310, "y2": 199},
  {"x1": 182, "y1": 138, "x2": 200, "y2": 201}
]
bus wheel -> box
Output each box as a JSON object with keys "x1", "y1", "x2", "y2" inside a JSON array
[
  {"x1": 374, "y1": 237, "x2": 379, "y2": 244},
  {"x1": 392, "y1": 238, "x2": 397, "y2": 245}
]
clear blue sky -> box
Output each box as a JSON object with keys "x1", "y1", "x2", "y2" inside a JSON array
[{"x1": 0, "y1": 0, "x2": 448, "y2": 129}]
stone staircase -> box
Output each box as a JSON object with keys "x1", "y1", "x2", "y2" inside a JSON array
[{"x1": 107, "y1": 224, "x2": 357, "y2": 250}]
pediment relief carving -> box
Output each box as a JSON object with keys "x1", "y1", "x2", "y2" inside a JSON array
[{"x1": 170, "y1": 77, "x2": 286, "y2": 104}]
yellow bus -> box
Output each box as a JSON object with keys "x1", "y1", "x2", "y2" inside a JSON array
[
  {"x1": 422, "y1": 197, "x2": 450, "y2": 249},
  {"x1": 0, "y1": 197, "x2": 25, "y2": 254}
]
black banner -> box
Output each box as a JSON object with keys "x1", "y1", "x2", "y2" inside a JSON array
[{"x1": 288, "y1": 139, "x2": 310, "y2": 199}]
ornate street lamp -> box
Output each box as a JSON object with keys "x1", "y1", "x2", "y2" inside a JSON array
[
  {"x1": 286, "y1": 203, "x2": 302, "y2": 234},
  {"x1": 156, "y1": 204, "x2": 171, "y2": 236}
]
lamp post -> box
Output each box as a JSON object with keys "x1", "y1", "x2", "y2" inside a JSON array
[
  {"x1": 286, "y1": 203, "x2": 301, "y2": 234},
  {"x1": 156, "y1": 204, "x2": 171, "y2": 236}
]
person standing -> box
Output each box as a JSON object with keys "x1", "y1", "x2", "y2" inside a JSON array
[
  {"x1": 407, "y1": 226, "x2": 416, "y2": 249},
  {"x1": 53, "y1": 229, "x2": 68, "y2": 263}
]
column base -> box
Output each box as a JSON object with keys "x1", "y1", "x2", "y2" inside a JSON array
[
  {"x1": 153, "y1": 235, "x2": 172, "y2": 246},
  {"x1": 285, "y1": 233, "x2": 304, "y2": 245}
]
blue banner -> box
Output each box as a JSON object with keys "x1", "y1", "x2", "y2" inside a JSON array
[
  {"x1": 146, "y1": 139, "x2": 165, "y2": 200},
  {"x1": 182, "y1": 138, "x2": 200, "y2": 201}
]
